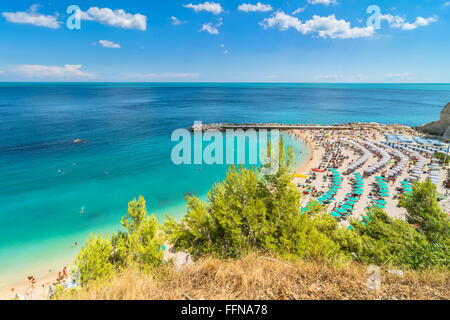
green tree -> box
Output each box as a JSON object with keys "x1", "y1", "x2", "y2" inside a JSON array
[
  {"x1": 74, "y1": 196, "x2": 163, "y2": 284},
  {"x1": 400, "y1": 179, "x2": 449, "y2": 243},
  {"x1": 75, "y1": 234, "x2": 114, "y2": 285}
]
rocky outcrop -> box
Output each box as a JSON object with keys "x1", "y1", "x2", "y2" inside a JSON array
[{"x1": 418, "y1": 103, "x2": 450, "y2": 138}]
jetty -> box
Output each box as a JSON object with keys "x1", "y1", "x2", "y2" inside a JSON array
[{"x1": 189, "y1": 122, "x2": 413, "y2": 132}]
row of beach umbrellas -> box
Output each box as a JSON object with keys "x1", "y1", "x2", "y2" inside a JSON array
[
  {"x1": 361, "y1": 140, "x2": 391, "y2": 175},
  {"x1": 340, "y1": 138, "x2": 370, "y2": 172},
  {"x1": 374, "y1": 141, "x2": 408, "y2": 178}
]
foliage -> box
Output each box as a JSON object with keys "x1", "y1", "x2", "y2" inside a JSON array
[
  {"x1": 164, "y1": 138, "x2": 360, "y2": 262},
  {"x1": 399, "y1": 179, "x2": 450, "y2": 243},
  {"x1": 434, "y1": 152, "x2": 449, "y2": 165},
  {"x1": 75, "y1": 234, "x2": 114, "y2": 285},
  {"x1": 74, "y1": 196, "x2": 163, "y2": 285}
]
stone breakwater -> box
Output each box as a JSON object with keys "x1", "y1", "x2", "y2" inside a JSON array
[{"x1": 190, "y1": 122, "x2": 416, "y2": 133}]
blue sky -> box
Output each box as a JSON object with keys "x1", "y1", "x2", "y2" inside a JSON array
[{"x1": 0, "y1": 0, "x2": 449, "y2": 82}]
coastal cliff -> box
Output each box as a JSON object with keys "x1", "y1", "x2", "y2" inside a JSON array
[{"x1": 419, "y1": 102, "x2": 450, "y2": 138}]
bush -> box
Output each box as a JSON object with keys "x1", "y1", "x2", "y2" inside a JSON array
[
  {"x1": 74, "y1": 196, "x2": 163, "y2": 285},
  {"x1": 434, "y1": 152, "x2": 449, "y2": 165},
  {"x1": 164, "y1": 162, "x2": 360, "y2": 262},
  {"x1": 400, "y1": 179, "x2": 450, "y2": 243}
]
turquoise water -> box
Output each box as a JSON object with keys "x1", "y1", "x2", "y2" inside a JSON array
[{"x1": 1, "y1": 83, "x2": 449, "y2": 286}]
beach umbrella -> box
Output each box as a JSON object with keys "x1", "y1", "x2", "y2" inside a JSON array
[
  {"x1": 323, "y1": 194, "x2": 331, "y2": 199},
  {"x1": 348, "y1": 225, "x2": 354, "y2": 231},
  {"x1": 342, "y1": 205, "x2": 352, "y2": 210},
  {"x1": 377, "y1": 200, "x2": 387, "y2": 205},
  {"x1": 346, "y1": 201, "x2": 355, "y2": 206},
  {"x1": 354, "y1": 190, "x2": 363, "y2": 195},
  {"x1": 363, "y1": 216, "x2": 371, "y2": 222},
  {"x1": 331, "y1": 212, "x2": 341, "y2": 218},
  {"x1": 376, "y1": 204, "x2": 385, "y2": 209},
  {"x1": 336, "y1": 208, "x2": 346, "y2": 214},
  {"x1": 348, "y1": 197, "x2": 358, "y2": 202}
]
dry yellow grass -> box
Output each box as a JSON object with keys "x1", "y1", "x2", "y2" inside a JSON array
[{"x1": 58, "y1": 253, "x2": 449, "y2": 300}]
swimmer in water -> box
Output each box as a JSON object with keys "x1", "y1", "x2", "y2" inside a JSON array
[{"x1": 80, "y1": 206, "x2": 85, "y2": 214}]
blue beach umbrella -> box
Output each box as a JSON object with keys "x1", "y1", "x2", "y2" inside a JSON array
[
  {"x1": 331, "y1": 212, "x2": 341, "y2": 218},
  {"x1": 346, "y1": 201, "x2": 355, "y2": 206},
  {"x1": 342, "y1": 205, "x2": 352, "y2": 210},
  {"x1": 348, "y1": 197, "x2": 358, "y2": 202},
  {"x1": 354, "y1": 190, "x2": 363, "y2": 195},
  {"x1": 336, "y1": 208, "x2": 346, "y2": 214},
  {"x1": 377, "y1": 200, "x2": 387, "y2": 205}
]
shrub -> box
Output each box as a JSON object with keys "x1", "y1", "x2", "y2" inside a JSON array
[{"x1": 74, "y1": 196, "x2": 163, "y2": 285}]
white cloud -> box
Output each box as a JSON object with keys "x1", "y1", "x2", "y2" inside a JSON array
[
  {"x1": 132, "y1": 72, "x2": 200, "y2": 81},
  {"x1": 1, "y1": 5, "x2": 60, "y2": 29},
  {"x1": 443, "y1": 1, "x2": 450, "y2": 7},
  {"x1": 200, "y1": 23, "x2": 219, "y2": 34},
  {"x1": 184, "y1": 2, "x2": 224, "y2": 15},
  {"x1": 260, "y1": 11, "x2": 375, "y2": 39},
  {"x1": 384, "y1": 73, "x2": 412, "y2": 81},
  {"x1": 316, "y1": 74, "x2": 344, "y2": 81},
  {"x1": 238, "y1": 3, "x2": 273, "y2": 13},
  {"x1": 16, "y1": 64, "x2": 93, "y2": 78},
  {"x1": 385, "y1": 72, "x2": 411, "y2": 78},
  {"x1": 99, "y1": 40, "x2": 121, "y2": 48},
  {"x1": 200, "y1": 19, "x2": 223, "y2": 34},
  {"x1": 380, "y1": 14, "x2": 438, "y2": 30},
  {"x1": 307, "y1": 0, "x2": 337, "y2": 6},
  {"x1": 171, "y1": 16, "x2": 186, "y2": 25},
  {"x1": 292, "y1": 7, "x2": 306, "y2": 15},
  {"x1": 80, "y1": 7, "x2": 147, "y2": 31}
]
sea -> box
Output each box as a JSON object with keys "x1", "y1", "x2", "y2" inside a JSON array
[{"x1": 1, "y1": 82, "x2": 449, "y2": 286}]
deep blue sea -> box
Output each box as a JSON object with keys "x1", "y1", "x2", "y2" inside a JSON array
[{"x1": 1, "y1": 82, "x2": 449, "y2": 286}]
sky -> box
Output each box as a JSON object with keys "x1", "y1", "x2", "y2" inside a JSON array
[{"x1": 0, "y1": 0, "x2": 449, "y2": 82}]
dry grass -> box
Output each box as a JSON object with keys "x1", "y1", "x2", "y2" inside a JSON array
[{"x1": 58, "y1": 253, "x2": 449, "y2": 300}]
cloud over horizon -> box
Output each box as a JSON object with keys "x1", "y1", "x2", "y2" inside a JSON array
[
  {"x1": 99, "y1": 40, "x2": 121, "y2": 48},
  {"x1": 260, "y1": 11, "x2": 375, "y2": 39},
  {"x1": 16, "y1": 64, "x2": 93, "y2": 78},
  {"x1": 80, "y1": 7, "x2": 147, "y2": 31},
  {"x1": 380, "y1": 14, "x2": 438, "y2": 30},
  {"x1": 238, "y1": 3, "x2": 273, "y2": 13},
  {"x1": 307, "y1": 0, "x2": 337, "y2": 6},
  {"x1": 184, "y1": 2, "x2": 224, "y2": 15},
  {"x1": 1, "y1": 5, "x2": 60, "y2": 29}
]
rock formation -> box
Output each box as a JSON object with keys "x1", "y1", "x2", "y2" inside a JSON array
[{"x1": 418, "y1": 102, "x2": 450, "y2": 138}]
